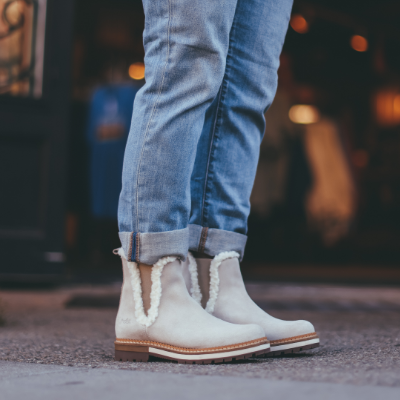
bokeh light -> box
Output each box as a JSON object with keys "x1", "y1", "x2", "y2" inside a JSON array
[
  {"x1": 290, "y1": 14, "x2": 309, "y2": 34},
  {"x1": 129, "y1": 62, "x2": 145, "y2": 80},
  {"x1": 289, "y1": 105, "x2": 320, "y2": 124},
  {"x1": 5, "y1": 0, "x2": 25, "y2": 25},
  {"x1": 350, "y1": 35, "x2": 368, "y2": 52},
  {"x1": 375, "y1": 91, "x2": 400, "y2": 126}
]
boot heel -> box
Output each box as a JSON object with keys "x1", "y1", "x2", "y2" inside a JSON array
[{"x1": 115, "y1": 350, "x2": 149, "y2": 362}]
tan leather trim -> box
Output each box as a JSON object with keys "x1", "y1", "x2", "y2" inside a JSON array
[
  {"x1": 270, "y1": 332, "x2": 319, "y2": 347},
  {"x1": 115, "y1": 337, "x2": 268, "y2": 355},
  {"x1": 115, "y1": 344, "x2": 150, "y2": 352}
]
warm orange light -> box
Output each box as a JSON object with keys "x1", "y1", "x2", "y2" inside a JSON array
[
  {"x1": 129, "y1": 62, "x2": 145, "y2": 80},
  {"x1": 5, "y1": 1, "x2": 25, "y2": 25},
  {"x1": 352, "y1": 150, "x2": 369, "y2": 168},
  {"x1": 350, "y1": 35, "x2": 368, "y2": 52},
  {"x1": 289, "y1": 105, "x2": 320, "y2": 124},
  {"x1": 290, "y1": 14, "x2": 309, "y2": 34},
  {"x1": 375, "y1": 91, "x2": 400, "y2": 126},
  {"x1": 394, "y1": 95, "x2": 400, "y2": 114}
]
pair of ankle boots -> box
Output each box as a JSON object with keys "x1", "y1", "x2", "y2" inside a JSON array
[{"x1": 114, "y1": 250, "x2": 319, "y2": 364}]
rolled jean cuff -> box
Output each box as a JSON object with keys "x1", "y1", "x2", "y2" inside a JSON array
[
  {"x1": 188, "y1": 224, "x2": 247, "y2": 261},
  {"x1": 119, "y1": 228, "x2": 189, "y2": 265}
]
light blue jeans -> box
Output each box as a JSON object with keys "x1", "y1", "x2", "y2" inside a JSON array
[{"x1": 118, "y1": 0, "x2": 293, "y2": 264}]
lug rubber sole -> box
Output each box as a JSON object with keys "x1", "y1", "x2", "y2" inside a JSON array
[
  {"x1": 115, "y1": 337, "x2": 270, "y2": 364},
  {"x1": 266, "y1": 333, "x2": 320, "y2": 357}
]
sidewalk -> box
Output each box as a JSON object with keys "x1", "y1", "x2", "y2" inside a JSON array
[
  {"x1": 2, "y1": 361, "x2": 400, "y2": 400},
  {"x1": 1, "y1": 281, "x2": 400, "y2": 397}
]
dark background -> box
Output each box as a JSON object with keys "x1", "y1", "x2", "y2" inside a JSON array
[{"x1": 1, "y1": 0, "x2": 400, "y2": 283}]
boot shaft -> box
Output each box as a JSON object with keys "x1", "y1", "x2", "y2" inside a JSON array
[
  {"x1": 187, "y1": 252, "x2": 241, "y2": 313},
  {"x1": 115, "y1": 249, "x2": 178, "y2": 338}
]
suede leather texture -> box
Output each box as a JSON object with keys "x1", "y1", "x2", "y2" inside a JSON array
[
  {"x1": 181, "y1": 258, "x2": 192, "y2": 296},
  {"x1": 115, "y1": 258, "x2": 148, "y2": 340},
  {"x1": 195, "y1": 257, "x2": 316, "y2": 341},
  {"x1": 115, "y1": 258, "x2": 264, "y2": 348},
  {"x1": 139, "y1": 264, "x2": 152, "y2": 314},
  {"x1": 196, "y1": 258, "x2": 211, "y2": 308}
]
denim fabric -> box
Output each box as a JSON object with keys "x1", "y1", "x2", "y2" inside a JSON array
[
  {"x1": 119, "y1": 229, "x2": 188, "y2": 264},
  {"x1": 189, "y1": 224, "x2": 247, "y2": 260},
  {"x1": 118, "y1": 0, "x2": 293, "y2": 264},
  {"x1": 189, "y1": 0, "x2": 293, "y2": 237}
]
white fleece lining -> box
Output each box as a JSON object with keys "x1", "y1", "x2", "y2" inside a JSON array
[
  {"x1": 205, "y1": 251, "x2": 240, "y2": 314},
  {"x1": 116, "y1": 247, "x2": 177, "y2": 328},
  {"x1": 187, "y1": 252, "x2": 202, "y2": 305}
]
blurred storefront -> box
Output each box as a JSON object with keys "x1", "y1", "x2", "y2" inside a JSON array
[
  {"x1": 1, "y1": 0, "x2": 400, "y2": 282},
  {"x1": 246, "y1": 0, "x2": 400, "y2": 280},
  {"x1": 0, "y1": 0, "x2": 74, "y2": 281},
  {"x1": 66, "y1": 0, "x2": 145, "y2": 272}
]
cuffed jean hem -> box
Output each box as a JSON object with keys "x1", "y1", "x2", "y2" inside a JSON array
[
  {"x1": 188, "y1": 224, "x2": 247, "y2": 261},
  {"x1": 119, "y1": 228, "x2": 189, "y2": 265}
]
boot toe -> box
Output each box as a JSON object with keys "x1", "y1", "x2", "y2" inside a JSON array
[
  {"x1": 279, "y1": 320, "x2": 315, "y2": 338},
  {"x1": 294, "y1": 320, "x2": 315, "y2": 336},
  {"x1": 231, "y1": 323, "x2": 265, "y2": 344},
  {"x1": 261, "y1": 318, "x2": 316, "y2": 341}
]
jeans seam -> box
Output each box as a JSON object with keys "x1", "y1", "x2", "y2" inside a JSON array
[
  {"x1": 201, "y1": 19, "x2": 238, "y2": 229},
  {"x1": 136, "y1": 233, "x2": 140, "y2": 263},
  {"x1": 198, "y1": 227, "x2": 209, "y2": 253},
  {"x1": 200, "y1": 88, "x2": 223, "y2": 227},
  {"x1": 128, "y1": 232, "x2": 134, "y2": 262},
  {"x1": 135, "y1": 0, "x2": 173, "y2": 233}
]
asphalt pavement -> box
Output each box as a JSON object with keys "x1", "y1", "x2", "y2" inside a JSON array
[
  {"x1": 0, "y1": 281, "x2": 400, "y2": 399},
  {"x1": 2, "y1": 360, "x2": 400, "y2": 400}
]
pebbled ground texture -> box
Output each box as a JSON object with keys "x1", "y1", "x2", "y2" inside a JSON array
[{"x1": 0, "y1": 282, "x2": 399, "y2": 387}]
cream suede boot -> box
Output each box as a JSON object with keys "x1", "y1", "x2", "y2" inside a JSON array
[
  {"x1": 186, "y1": 252, "x2": 319, "y2": 356},
  {"x1": 114, "y1": 249, "x2": 269, "y2": 364}
]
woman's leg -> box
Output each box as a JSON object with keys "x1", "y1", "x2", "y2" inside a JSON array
[
  {"x1": 115, "y1": 0, "x2": 269, "y2": 363},
  {"x1": 187, "y1": 0, "x2": 320, "y2": 356},
  {"x1": 189, "y1": 0, "x2": 294, "y2": 258},
  {"x1": 119, "y1": 0, "x2": 238, "y2": 264}
]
